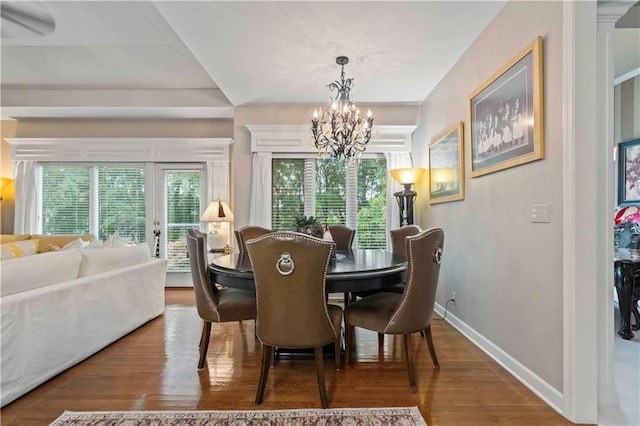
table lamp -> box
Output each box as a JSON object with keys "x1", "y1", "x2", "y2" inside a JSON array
[
  {"x1": 390, "y1": 167, "x2": 425, "y2": 226},
  {"x1": 201, "y1": 200, "x2": 234, "y2": 253}
]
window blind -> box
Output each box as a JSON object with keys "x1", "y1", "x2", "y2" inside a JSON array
[
  {"x1": 315, "y1": 160, "x2": 346, "y2": 226},
  {"x1": 40, "y1": 164, "x2": 146, "y2": 242},
  {"x1": 356, "y1": 159, "x2": 387, "y2": 249},
  {"x1": 271, "y1": 159, "x2": 305, "y2": 232},
  {"x1": 165, "y1": 170, "x2": 201, "y2": 271},
  {"x1": 97, "y1": 166, "x2": 146, "y2": 242},
  {"x1": 41, "y1": 165, "x2": 91, "y2": 235},
  {"x1": 271, "y1": 157, "x2": 387, "y2": 248}
]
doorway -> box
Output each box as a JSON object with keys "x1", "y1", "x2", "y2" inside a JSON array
[{"x1": 153, "y1": 164, "x2": 205, "y2": 286}]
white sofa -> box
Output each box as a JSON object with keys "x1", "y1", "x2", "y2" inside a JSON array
[{"x1": 0, "y1": 244, "x2": 167, "y2": 407}]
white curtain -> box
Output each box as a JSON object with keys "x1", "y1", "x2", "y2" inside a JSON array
[
  {"x1": 384, "y1": 153, "x2": 412, "y2": 249},
  {"x1": 249, "y1": 152, "x2": 272, "y2": 228},
  {"x1": 206, "y1": 161, "x2": 229, "y2": 204},
  {"x1": 13, "y1": 160, "x2": 38, "y2": 234}
]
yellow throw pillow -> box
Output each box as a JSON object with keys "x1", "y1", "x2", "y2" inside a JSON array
[
  {"x1": 0, "y1": 235, "x2": 31, "y2": 244},
  {"x1": 1, "y1": 239, "x2": 39, "y2": 260},
  {"x1": 41, "y1": 244, "x2": 61, "y2": 253}
]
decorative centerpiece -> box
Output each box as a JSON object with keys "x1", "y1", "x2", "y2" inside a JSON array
[{"x1": 294, "y1": 215, "x2": 324, "y2": 239}]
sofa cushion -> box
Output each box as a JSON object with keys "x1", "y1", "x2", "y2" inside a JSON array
[
  {"x1": 78, "y1": 243, "x2": 151, "y2": 278},
  {"x1": 61, "y1": 238, "x2": 90, "y2": 251},
  {"x1": 0, "y1": 250, "x2": 83, "y2": 297},
  {"x1": 102, "y1": 231, "x2": 128, "y2": 248},
  {"x1": 0, "y1": 235, "x2": 31, "y2": 244},
  {"x1": 31, "y1": 234, "x2": 95, "y2": 253},
  {"x1": 1, "y1": 239, "x2": 39, "y2": 260}
]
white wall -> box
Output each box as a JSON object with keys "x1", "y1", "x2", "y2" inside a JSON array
[{"x1": 413, "y1": 1, "x2": 564, "y2": 391}]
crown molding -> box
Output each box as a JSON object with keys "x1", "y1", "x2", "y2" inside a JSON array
[
  {"x1": 246, "y1": 124, "x2": 417, "y2": 153},
  {"x1": 5, "y1": 138, "x2": 232, "y2": 162}
]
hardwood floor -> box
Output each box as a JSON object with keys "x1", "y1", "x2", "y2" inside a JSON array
[{"x1": 1, "y1": 288, "x2": 574, "y2": 425}]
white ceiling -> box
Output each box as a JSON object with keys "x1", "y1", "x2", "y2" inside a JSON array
[
  {"x1": 1, "y1": 1, "x2": 638, "y2": 120},
  {"x1": 0, "y1": 1, "x2": 509, "y2": 119}
]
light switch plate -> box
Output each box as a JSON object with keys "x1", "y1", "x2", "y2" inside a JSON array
[{"x1": 531, "y1": 204, "x2": 551, "y2": 223}]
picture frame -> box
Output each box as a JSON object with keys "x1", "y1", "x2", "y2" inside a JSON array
[
  {"x1": 469, "y1": 36, "x2": 544, "y2": 178},
  {"x1": 618, "y1": 138, "x2": 640, "y2": 205},
  {"x1": 429, "y1": 121, "x2": 464, "y2": 204}
]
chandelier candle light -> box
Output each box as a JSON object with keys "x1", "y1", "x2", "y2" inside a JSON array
[{"x1": 311, "y1": 56, "x2": 374, "y2": 163}]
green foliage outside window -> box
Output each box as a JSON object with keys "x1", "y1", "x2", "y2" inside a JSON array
[
  {"x1": 98, "y1": 167, "x2": 145, "y2": 242},
  {"x1": 271, "y1": 158, "x2": 387, "y2": 249},
  {"x1": 42, "y1": 166, "x2": 91, "y2": 235}
]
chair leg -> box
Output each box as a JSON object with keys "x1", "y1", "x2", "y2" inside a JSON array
[
  {"x1": 334, "y1": 332, "x2": 342, "y2": 371},
  {"x1": 343, "y1": 292, "x2": 350, "y2": 307},
  {"x1": 403, "y1": 334, "x2": 416, "y2": 392},
  {"x1": 198, "y1": 320, "x2": 208, "y2": 348},
  {"x1": 255, "y1": 344, "x2": 273, "y2": 404},
  {"x1": 377, "y1": 333, "x2": 384, "y2": 360},
  {"x1": 314, "y1": 346, "x2": 329, "y2": 408},
  {"x1": 198, "y1": 321, "x2": 212, "y2": 369},
  {"x1": 424, "y1": 324, "x2": 440, "y2": 369},
  {"x1": 345, "y1": 324, "x2": 355, "y2": 366}
]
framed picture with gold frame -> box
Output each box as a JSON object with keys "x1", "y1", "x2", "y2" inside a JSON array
[
  {"x1": 429, "y1": 121, "x2": 464, "y2": 204},
  {"x1": 469, "y1": 36, "x2": 544, "y2": 178}
]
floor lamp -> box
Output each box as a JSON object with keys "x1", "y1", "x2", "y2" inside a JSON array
[
  {"x1": 390, "y1": 168, "x2": 425, "y2": 226},
  {"x1": 201, "y1": 200, "x2": 233, "y2": 253}
]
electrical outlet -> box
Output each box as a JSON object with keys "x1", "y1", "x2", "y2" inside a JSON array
[{"x1": 451, "y1": 291, "x2": 456, "y2": 301}]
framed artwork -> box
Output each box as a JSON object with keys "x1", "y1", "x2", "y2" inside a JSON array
[
  {"x1": 618, "y1": 138, "x2": 640, "y2": 204},
  {"x1": 469, "y1": 36, "x2": 544, "y2": 178},
  {"x1": 429, "y1": 121, "x2": 464, "y2": 204}
]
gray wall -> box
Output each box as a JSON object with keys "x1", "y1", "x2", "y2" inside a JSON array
[
  {"x1": 615, "y1": 75, "x2": 640, "y2": 143},
  {"x1": 412, "y1": 1, "x2": 564, "y2": 390}
]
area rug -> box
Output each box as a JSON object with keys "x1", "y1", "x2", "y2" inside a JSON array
[{"x1": 49, "y1": 406, "x2": 426, "y2": 425}]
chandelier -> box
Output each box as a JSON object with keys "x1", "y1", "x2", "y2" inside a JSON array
[{"x1": 311, "y1": 56, "x2": 374, "y2": 162}]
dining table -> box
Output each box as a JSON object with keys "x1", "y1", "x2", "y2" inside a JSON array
[
  {"x1": 209, "y1": 249, "x2": 407, "y2": 295},
  {"x1": 209, "y1": 248, "x2": 407, "y2": 360}
]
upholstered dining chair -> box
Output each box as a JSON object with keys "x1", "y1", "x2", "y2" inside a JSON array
[
  {"x1": 328, "y1": 225, "x2": 355, "y2": 251},
  {"x1": 344, "y1": 227, "x2": 444, "y2": 391},
  {"x1": 246, "y1": 232, "x2": 342, "y2": 409},
  {"x1": 234, "y1": 225, "x2": 272, "y2": 256},
  {"x1": 186, "y1": 229, "x2": 257, "y2": 369},
  {"x1": 349, "y1": 225, "x2": 422, "y2": 306}
]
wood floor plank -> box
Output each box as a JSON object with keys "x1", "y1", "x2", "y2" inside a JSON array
[{"x1": 0, "y1": 288, "x2": 576, "y2": 425}]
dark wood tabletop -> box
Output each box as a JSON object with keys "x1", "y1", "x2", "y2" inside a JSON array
[{"x1": 209, "y1": 249, "x2": 407, "y2": 294}]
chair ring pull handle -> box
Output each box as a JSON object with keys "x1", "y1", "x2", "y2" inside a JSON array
[
  {"x1": 433, "y1": 247, "x2": 443, "y2": 264},
  {"x1": 276, "y1": 253, "x2": 295, "y2": 276}
]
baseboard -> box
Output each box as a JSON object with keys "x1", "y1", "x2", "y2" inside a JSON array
[{"x1": 434, "y1": 302, "x2": 564, "y2": 415}]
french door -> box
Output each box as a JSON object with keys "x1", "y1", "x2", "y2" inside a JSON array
[{"x1": 153, "y1": 164, "x2": 205, "y2": 280}]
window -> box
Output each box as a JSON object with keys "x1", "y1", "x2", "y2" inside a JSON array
[
  {"x1": 272, "y1": 158, "x2": 387, "y2": 249},
  {"x1": 164, "y1": 170, "x2": 202, "y2": 271},
  {"x1": 40, "y1": 164, "x2": 146, "y2": 242}
]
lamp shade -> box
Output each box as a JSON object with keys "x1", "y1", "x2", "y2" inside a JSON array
[
  {"x1": 390, "y1": 168, "x2": 426, "y2": 185},
  {"x1": 201, "y1": 200, "x2": 234, "y2": 223}
]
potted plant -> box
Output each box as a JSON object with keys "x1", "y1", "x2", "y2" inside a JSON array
[{"x1": 294, "y1": 215, "x2": 324, "y2": 239}]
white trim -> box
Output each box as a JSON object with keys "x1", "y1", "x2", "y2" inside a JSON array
[
  {"x1": 595, "y1": 1, "x2": 637, "y2": 422},
  {"x1": 597, "y1": 8, "x2": 624, "y2": 411},
  {"x1": 246, "y1": 124, "x2": 416, "y2": 153},
  {"x1": 5, "y1": 138, "x2": 232, "y2": 162},
  {"x1": 562, "y1": 3, "x2": 579, "y2": 409},
  {"x1": 433, "y1": 303, "x2": 564, "y2": 414},
  {"x1": 613, "y1": 67, "x2": 640, "y2": 86}
]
